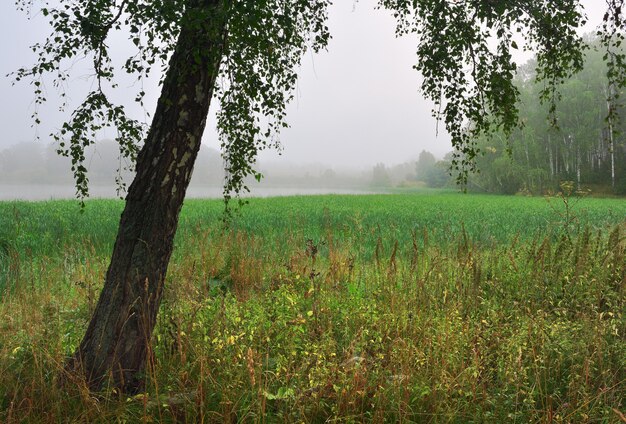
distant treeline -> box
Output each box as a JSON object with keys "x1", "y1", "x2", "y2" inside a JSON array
[
  {"x1": 369, "y1": 150, "x2": 452, "y2": 189},
  {"x1": 0, "y1": 140, "x2": 391, "y2": 190},
  {"x1": 464, "y1": 39, "x2": 626, "y2": 195},
  {"x1": 349, "y1": 42, "x2": 626, "y2": 196},
  {"x1": 0, "y1": 140, "x2": 221, "y2": 187}
]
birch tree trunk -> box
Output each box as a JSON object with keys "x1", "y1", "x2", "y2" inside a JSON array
[
  {"x1": 605, "y1": 85, "x2": 617, "y2": 188},
  {"x1": 65, "y1": 1, "x2": 226, "y2": 393},
  {"x1": 609, "y1": 122, "x2": 616, "y2": 188}
]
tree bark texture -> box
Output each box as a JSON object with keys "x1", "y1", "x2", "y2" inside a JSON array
[{"x1": 66, "y1": 2, "x2": 225, "y2": 393}]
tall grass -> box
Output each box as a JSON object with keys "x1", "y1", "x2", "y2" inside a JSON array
[{"x1": 0, "y1": 193, "x2": 624, "y2": 422}]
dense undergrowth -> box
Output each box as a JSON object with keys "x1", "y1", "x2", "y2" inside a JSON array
[{"x1": 0, "y1": 193, "x2": 624, "y2": 422}]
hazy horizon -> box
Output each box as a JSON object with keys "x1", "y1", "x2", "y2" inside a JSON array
[
  {"x1": 0, "y1": 0, "x2": 606, "y2": 174},
  {"x1": 0, "y1": 138, "x2": 432, "y2": 200}
]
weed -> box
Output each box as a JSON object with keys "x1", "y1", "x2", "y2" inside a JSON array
[{"x1": 0, "y1": 193, "x2": 624, "y2": 422}]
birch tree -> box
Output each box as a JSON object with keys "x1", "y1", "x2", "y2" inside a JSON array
[{"x1": 14, "y1": 0, "x2": 625, "y2": 393}]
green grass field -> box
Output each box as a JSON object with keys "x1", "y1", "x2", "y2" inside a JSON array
[{"x1": 0, "y1": 192, "x2": 624, "y2": 422}]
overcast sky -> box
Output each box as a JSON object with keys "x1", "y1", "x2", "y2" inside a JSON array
[{"x1": 0, "y1": 0, "x2": 607, "y2": 169}]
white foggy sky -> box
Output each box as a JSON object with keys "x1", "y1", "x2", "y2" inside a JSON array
[{"x1": 0, "y1": 0, "x2": 606, "y2": 169}]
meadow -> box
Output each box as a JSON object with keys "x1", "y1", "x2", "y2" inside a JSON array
[{"x1": 0, "y1": 191, "x2": 624, "y2": 422}]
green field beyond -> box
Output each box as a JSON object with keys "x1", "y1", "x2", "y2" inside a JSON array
[
  {"x1": 1, "y1": 192, "x2": 625, "y2": 259},
  {"x1": 0, "y1": 192, "x2": 624, "y2": 422}
]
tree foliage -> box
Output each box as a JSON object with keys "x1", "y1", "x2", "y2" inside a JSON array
[
  {"x1": 14, "y1": 0, "x2": 330, "y2": 205},
  {"x1": 379, "y1": 0, "x2": 588, "y2": 184},
  {"x1": 468, "y1": 40, "x2": 626, "y2": 195},
  {"x1": 415, "y1": 149, "x2": 436, "y2": 181}
]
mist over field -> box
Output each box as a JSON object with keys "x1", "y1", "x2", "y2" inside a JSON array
[{"x1": 0, "y1": 140, "x2": 436, "y2": 200}]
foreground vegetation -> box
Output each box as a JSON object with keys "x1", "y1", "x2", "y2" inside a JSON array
[{"x1": 0, "y1": 192, "x2": 624, "y2": 422}]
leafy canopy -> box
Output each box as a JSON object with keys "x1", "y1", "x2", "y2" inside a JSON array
[
  {"x1": 14, "y1": 0, "x2": 331, "y2": 203},
  {"x1": 13, "y1": 0, "x2": 625, "y2": 195}
]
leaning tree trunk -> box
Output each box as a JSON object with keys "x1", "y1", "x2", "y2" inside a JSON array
[{"x1": 66, "y1": 2, "x2": 226, "y2": 393}]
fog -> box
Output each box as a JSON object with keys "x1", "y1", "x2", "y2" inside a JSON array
[
  {"x1": 0, "y1": 140, "x2": 416, "y2": 200},
  {"x1": 0, "y1": 0, "x2": 608, "y2": 199}
]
